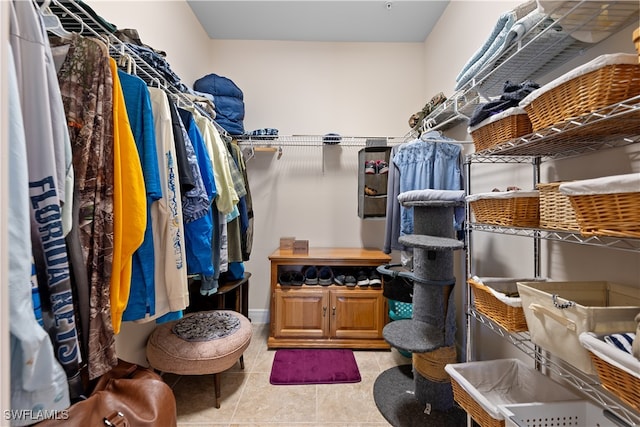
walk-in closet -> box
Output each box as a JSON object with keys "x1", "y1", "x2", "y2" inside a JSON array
[{"x1": 1, "y1": 1, "x2": 639, "y2": 426}]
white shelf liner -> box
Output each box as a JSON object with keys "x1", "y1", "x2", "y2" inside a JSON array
[{"x1": 558, "y1": 173, "x2": 640, "y2": 196}]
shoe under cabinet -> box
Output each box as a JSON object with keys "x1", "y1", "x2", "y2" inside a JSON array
[{"x1": 268, "y1": 247, "x2": 392, "y2": 349}]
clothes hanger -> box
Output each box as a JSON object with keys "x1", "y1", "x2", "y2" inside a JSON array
[{"x1": 37, "y1": 0, "x2": 74, "y2": 39}]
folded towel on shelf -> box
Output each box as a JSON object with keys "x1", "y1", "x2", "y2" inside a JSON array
[
  {"x1": 604, "y1": 333, "x2": 636, "y2": 355},
  {"x1": 454, "y1": 2, "x2": 542, "y2": 90},
  {"x1": 397, "y1": 189, "x2": 466, "y2": 204}
]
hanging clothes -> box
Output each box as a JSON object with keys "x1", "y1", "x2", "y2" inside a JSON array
[
  {"x1": 146, "y1": 87, "x2": 189, "y2": 317},
  {"x1": 108, "y1": 59, "x2": 147, "y2": 333},
  {"x1": 7, "y1": 35, "x2": 70, "y2": 424},
  {"x1": 118, "y1": 71, "x2": 163, "y2": 327},
  {"x1": 177, "y1": 108, "x2": 217, "y2": 294},
  {"x1": 167, "y1": 98, "x2": 196, "y2": 195},
  {"x1": 185, "y1": 105, "x2": 240, "y2": 215},
  {"x1": 10, "y1": 0, "x2": 83, "y2": 397},
  {"x1": 228, "y1": 142, "x2": 253, "y2": 262},
  {"x1": 383, "y1": 131, "x2": 463, "y2": 253},
  {"x1": 51, "y1": 32, "x2": 117, "y2": 380}
]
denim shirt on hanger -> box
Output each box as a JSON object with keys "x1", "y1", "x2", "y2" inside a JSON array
[{"x1": 393, "y1": 131, "x2": 463, "y2": 238}]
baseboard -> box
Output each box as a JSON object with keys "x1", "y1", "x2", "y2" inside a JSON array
[{"x1": 248, "y1": 309, "x2": 269, "y2": 324}]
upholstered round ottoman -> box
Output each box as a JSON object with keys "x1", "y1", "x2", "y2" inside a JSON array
[{"x1": 146, "y1": 310, "x2": 252, "y2": 408}]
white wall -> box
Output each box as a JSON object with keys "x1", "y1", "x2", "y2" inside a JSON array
[{"x1": 210, "y1": 39, "x2": 426, "y2": 322}]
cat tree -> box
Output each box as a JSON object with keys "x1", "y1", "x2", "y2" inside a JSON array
[{"x1": 374, "y1": 195, "x2": 466, "y2": 426}]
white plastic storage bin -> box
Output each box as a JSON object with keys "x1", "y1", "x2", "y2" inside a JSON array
[
  {"x1": 445, "y1": 358, "x2": 580, "y2": 427},
  {"x1": 517, "y1": 281, "x2": 640, "y2": 375},
  {"x1": 499, "y1": 401, "x2": 618, "y2": 427}
]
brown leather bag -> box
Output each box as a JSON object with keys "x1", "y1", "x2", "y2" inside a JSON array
[{"x1": 35, "y1": 360, "x2": 177, "y2": 427}]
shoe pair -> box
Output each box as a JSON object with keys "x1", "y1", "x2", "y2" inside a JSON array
[
  {"x1": 279, "y1": 270, "x2": 304, "y2": 286},
  {"x1": 356, "y1": 268, "x2": 382, "y2": 287},
  {"x1": 364, "y1": 160, "x2": 389, "y2": 175},
  {"x1": 334, "y1": 268, "x2": 381, "y2": 288},
  {"x1": 302, "y1": 266, "x2": 334, "y2": 286},
  {"x1": 334, "y1": 272, "x2": 357, "y2": 287}
]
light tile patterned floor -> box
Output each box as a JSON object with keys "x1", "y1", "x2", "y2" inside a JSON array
[{"x1": 164, "y1": 322, "x2": 412, "y2": 426}]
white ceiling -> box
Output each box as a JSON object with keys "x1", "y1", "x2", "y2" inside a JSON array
[{"x1": 186, "y1": 1, "x2": 450, "y2": 43}]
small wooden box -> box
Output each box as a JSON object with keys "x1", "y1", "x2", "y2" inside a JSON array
[
  {"x1": 279, "y1": 237, "x2": 296, "y2": 250},
  {"x1": 292, "y1": 240, "x2": 309, "y2": 254}
]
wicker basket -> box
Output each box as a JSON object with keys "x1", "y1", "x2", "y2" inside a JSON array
[
  {"x1": 450, "y1": 378, "x2": 505, "y2": 427},
  {"x1": 468, "y1": 278, "x2": 528, "y2": 332},
  {"x1": 579, "y1": 332, "x2": 640, "y2": 412},
  {"x1": 587, "y1": 351, "x2": 640, "y2": 411},
  {"x1": 536, "y1": 182, "x2": 580, "y2": 231},
  {"x1": 567, "y1": 192, "x2": 640, "y2": 238},
  {"x1": 559, "y1": 174, "x2": 640, "y2": 238},
  {"x1": 446, "y1": 359, "x2": 580, "y2": 427},
  {"x1": 413, "y1": 345, "x2": 456, "y2": 383},
  {"x1": 470, "y1": 109, "x2": 532, "y2": 152},
  {"x1": 523, "y1": 56, "x2": 640, "y2": 131},
  {"x1": 467, "y1": 191, "x2": 539, "y2": 227}
]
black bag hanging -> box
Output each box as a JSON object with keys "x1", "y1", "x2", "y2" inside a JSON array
[{"x1": 377, "y1": 263, "x2": 414, "y2": 303}]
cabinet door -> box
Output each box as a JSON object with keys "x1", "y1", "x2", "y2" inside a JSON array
[
  {"x1": 273, "y1": 288, "x2": 329, "y2": 338},
  {"x1": 330, "y1": 289, "x2": 386, "y2": 340}
]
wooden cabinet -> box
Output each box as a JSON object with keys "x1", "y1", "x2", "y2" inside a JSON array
[{"x1": 268, "y1": 247, "x2": 391, "y2": 349}]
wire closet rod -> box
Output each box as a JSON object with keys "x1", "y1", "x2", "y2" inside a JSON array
[{"x1": 44, "y1": 0, "x2": 231, "y2": 140}]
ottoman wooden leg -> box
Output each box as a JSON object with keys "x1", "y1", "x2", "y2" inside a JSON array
[
  {"x1": 240, "y1": 355, "x2": 245, "y2": 370},
  {"x1": 213, "y1": 372, "x2": 221, "y2": 409}
]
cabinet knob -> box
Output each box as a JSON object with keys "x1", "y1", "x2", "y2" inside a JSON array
[
  {"x1": 323, "y1": 306, "x2": 327, "y2": 317},
  {"x1": 332, "y1": 306, "x2": 336, "y2": 316}
]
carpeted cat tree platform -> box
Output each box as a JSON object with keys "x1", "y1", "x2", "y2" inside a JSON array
[{"x1": 374, "y1": 195, "x2": 467, "y2": 426}]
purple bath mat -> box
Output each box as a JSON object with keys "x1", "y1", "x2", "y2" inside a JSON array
[{"x1": 269, "y1": 349, "x2": 361, "y2": 385}]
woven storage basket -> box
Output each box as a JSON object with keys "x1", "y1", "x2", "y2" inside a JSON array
[
  {"x1": 579, "y1": 333, "x2": 640, "y2": 412},
  {"x1": 450, "y1": 377, "x2": 504, "y2": 427},
  {"x1": 467, "y1": 191, "x2": 539, "y2": 227},
  {"x1": 522, "y1": 54, "x2": 640, "y2": 131},
  {"x1": 413, "y1": 345, "x2": 456, "y2": 383},
  {"x1": 468, "y1": 278, "x2": 528, "y2": 332},
  {"x1": 588, "y1": 351, "x2": 640, "y2": 411},
  {"x1": 536, "y1": 182, "x2": 579, "y2": 231},
  {"x1": 470, "y1": 108, "x2": 532, "y2": 152},
  {"x1": 445, "y1": 359, "x2": 581, "y2": 427},
  {"x1": 559, "y1": 174, "x2": 640, "y2": 238}
]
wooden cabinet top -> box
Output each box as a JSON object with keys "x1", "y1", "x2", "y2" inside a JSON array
[{"x1": 269, "y1": 247, "x2": 391, "y2": 264}]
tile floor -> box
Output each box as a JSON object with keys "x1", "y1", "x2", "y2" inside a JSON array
[{"x1": 164, "y1": 322, "x2": 414, "y2": 426}]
